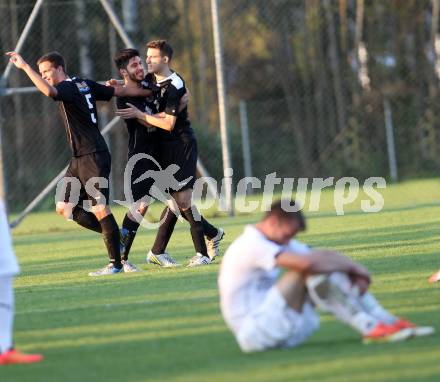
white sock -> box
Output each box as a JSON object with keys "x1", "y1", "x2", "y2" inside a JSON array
[
  {"x1": 359, "y1": 292, "x2": 397, "y2": 324},
  {"x1": 0, "y1": 276, "x2": 14, "y2": 353},
  {"x1": 307, "y1": 272, "x2": 379, "y2": 335},
  {"x1": 350, "y1": 311, "x2": 379, "y2": 335}
]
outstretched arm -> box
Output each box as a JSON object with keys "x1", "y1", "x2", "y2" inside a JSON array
[
  {"x1": 105, "y1": 79, "x2": 152, "y2": 98},
  {"x1": 5, "y1": 51, "x2": 57, "y2": 97}
]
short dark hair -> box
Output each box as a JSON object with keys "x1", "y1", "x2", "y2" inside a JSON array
[
  {"x1": 37, "y1": 51, "x2": 66, "y2": 71},
  {"x1": 263, "y1": 199, "x2": 306, "y2": 231},
  {"x1": 146, "y1": 40, "x2": 173, "y2": 61},
  {"x1": 114, "y1": 48, "x2": 140, "y2": 70}
]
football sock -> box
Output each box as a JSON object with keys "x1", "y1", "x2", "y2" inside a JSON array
[
  {"x1": 180, "y1": 213, "x2": 218, "y2": 239},
  {"x1": 359, "y1": 292, "x2": 397, "y2": 324},
  {"x1": 72, "y1": 206, "x2": 102, "y2": 233},
  {"x1": 151, "y1": 207, "x2": 177, "y2": 254},
  {"x1": 307, "y1": 272, "x2": 378, "y2": 335},
  {"x1": 0, "y1": 277, "x2": 14, "y2": 353},
  {"x1": 180, "y1": 207, "x2": 208, "y2": 257},
  {"x1": 121, "y1": 214, "x2": 140, "y2": 261},
  {"x1": 99, "y1": 214, "x2": 122, "y2": 268}
]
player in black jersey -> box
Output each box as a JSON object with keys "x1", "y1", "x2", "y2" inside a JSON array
[
  {"x1": 6, "y1": 51, "x2": 150, "y2": 276},
  {"x1": 116, "y1": 40, "x2": 224, "y2": 267},
  {"x1": 114, "y1": 48, "x2": 193, "y2": 268},
  {"x1": 113, "y1": 48, "x2": 178, "y2": 268}
]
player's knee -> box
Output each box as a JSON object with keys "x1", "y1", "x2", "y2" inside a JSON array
[
  {"x1": 173, "y1": 191, "x2": 192, "y2": 210},
  {"x1": 307, "y1": 272, "x2": 351, "y2": 299},
  {"x1": 56, "y1": 203, "x2": 66, "y2": 217},
  {"x1": 92, "y1": 204, "x2": 110, "y2": 220},
  {"x1": 177, "y1": 200, "x2": 191, "y2": 211},
  {"x1": 56, "y1": 204, "x2": 73, "y2": 220},
  {"x1": 328, "y1": 272, "x2": 352, "y2": 293},
  {"x1": 306, "y1": 274, "x2": 331, "y2": 299},
  {"x1": 136, "y1": 203, "x2": 148, "y2": 216}
]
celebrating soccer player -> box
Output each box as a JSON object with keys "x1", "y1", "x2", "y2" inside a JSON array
[
  {"x1": 6, "y1": 51, "x2": 149, "y2": 276},
  {"x1": 115, "y1": 41, "x2": 224, "y2": 267},
  {"x1": 113, "y1": 47, "x2": 179, "y2": 269}
]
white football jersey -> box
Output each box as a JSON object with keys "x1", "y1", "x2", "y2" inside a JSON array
[
  {"x1": 0, "y1": 200, "x2": 20, "y2": 276},
  {"x1": 218, "y1": 225, "x2": 311, "y2": 333}
]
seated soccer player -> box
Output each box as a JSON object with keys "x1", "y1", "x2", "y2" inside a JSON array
[
  {"x1": 218, "y1": 199, "x2": 435, "y2": 352},
  {"x1": 0, "y1": 200, "x2": 43, "y2": 365}
]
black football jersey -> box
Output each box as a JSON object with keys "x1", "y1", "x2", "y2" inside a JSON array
[
  {"x1": 116, "y1": 89, "x2": 158, "y2": 158},
  {"x1": 148, "y1": 72, "x2": 194, "y2": 142},
  {"x1": 53, "y1": 78, "x2": 114, "y2": 156}
]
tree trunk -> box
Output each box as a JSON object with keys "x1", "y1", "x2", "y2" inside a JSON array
[
  {"x1": 323, "y1": 0, "x2": 350, "y2": 165},
  {"x1": 75, "y1": 0, "x2": 93, "y2": 77},
  {"x1": 181, "y1": 0, "x2": 200, "y2": 123},
  {"x1": 196, "y1": 0, "x2": 209, "y2": 130},
  {"x1": 273, "y1": 11, "x2": 311, "y2": 174},
  {"x1": 339, "y1": 0, "x2": 348, "y2": 54},
  {"x1": 323, "y1": 0, "x2": 347, "y2": 133},
  {"x1": 10, "y1": 0, "x2": 27, "y2": 199}
]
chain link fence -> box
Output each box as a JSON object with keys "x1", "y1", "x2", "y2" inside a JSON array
[{"x1": 1, "y1": 0, "x2": 440, "y2": 214}]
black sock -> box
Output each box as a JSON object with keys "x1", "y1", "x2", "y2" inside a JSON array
[
  {"x1": 123, "y1": 214, "x2": 140, "y2": 232},
  {"x1": 121, "y1": 214, "x2": 140, "y2": 260},
  {"x1": 180, "y1": 207, "x2": 208, "y2": 257},
  {"x1": 151, "y1": 207, "x2": 177, "y2": 254},
  {"x1": 72, "y1": 206, "x2": 102, "y2": 233},
  {"x1": 201, "y1": 217, "x2": 218, "y2": 240},
  {"x1": 99, "y1": 214, "x2": 122, "y2": 268},
  {"x1": 181, "y1": 213, "x2": 218, "y2": 240}
]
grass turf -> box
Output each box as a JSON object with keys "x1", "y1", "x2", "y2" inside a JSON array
[{"x1": 3, "y1": 179, "x2": 440, "y2": 382}]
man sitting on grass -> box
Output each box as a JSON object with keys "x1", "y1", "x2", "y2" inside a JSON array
[{"x1": 218, "y1": 200, "x2": 434, "y2": 352}]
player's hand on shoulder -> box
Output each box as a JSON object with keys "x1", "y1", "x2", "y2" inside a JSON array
[
  {"x1": 106, "y1": 78, "x2": 123, "y2": 87},
  {"x1": 5, "y1": 51, "x2": 28, "y2": 69}
]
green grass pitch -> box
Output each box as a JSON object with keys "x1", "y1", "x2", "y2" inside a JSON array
[{"x1": 3, "y1": 179, "x2": 440, "y2": 381}]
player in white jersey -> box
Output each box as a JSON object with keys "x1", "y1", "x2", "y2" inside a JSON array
[
  {"x1": 219, "y1": 200, "x2": 434, "y2": 352},
  {"x1": 0, "y1": 200, "x2": 43, "y2": 365}
]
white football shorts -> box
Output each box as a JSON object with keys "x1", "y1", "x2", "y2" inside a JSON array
[{"x1": 235, "y1": 286, "x2": 320, "y2": 352}]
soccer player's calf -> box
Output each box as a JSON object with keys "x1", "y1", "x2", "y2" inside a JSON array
[{"x1": 57, "y1": 152, "x2": 123, "y2": 275}]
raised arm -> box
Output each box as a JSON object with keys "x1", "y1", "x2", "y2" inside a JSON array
[{"x1": 6, "y1": 51, "x2": 57, "y2": 97}]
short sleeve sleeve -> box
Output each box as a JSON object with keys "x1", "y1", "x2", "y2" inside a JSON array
[
  {"x1": 252, "y1": 239, "x2": 282, "y2": 271},
  {"x1": 288, "y1": 240, "x2": 311, "y2": 256},
  {"x1": 164, "y1": 85, "x2": 183, "y2": 116},
  {"x1": 87, "y1": 80, "x2": 115, "y2": 102},
  {"x1": 239, "y1": 226, "x2": 282, "y2": 271},
  {"x1": 53, "y1": 81, "x2": 74, "y2": 102}
]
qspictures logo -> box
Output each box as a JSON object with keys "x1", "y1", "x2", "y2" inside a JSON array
[{"x1": 55, "y1": 154, "x2": 386, "y2": 228}]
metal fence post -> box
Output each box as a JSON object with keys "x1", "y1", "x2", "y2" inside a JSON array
[
  {"x1": 239, "y1": 100, "x2": 253, "y2": 194},
  {"x1": 211, "y1": 0, "x2": 234, "y2": 215},
  {"x1": 383, "y1": 98, "x2": 398, "y2": 182}
]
